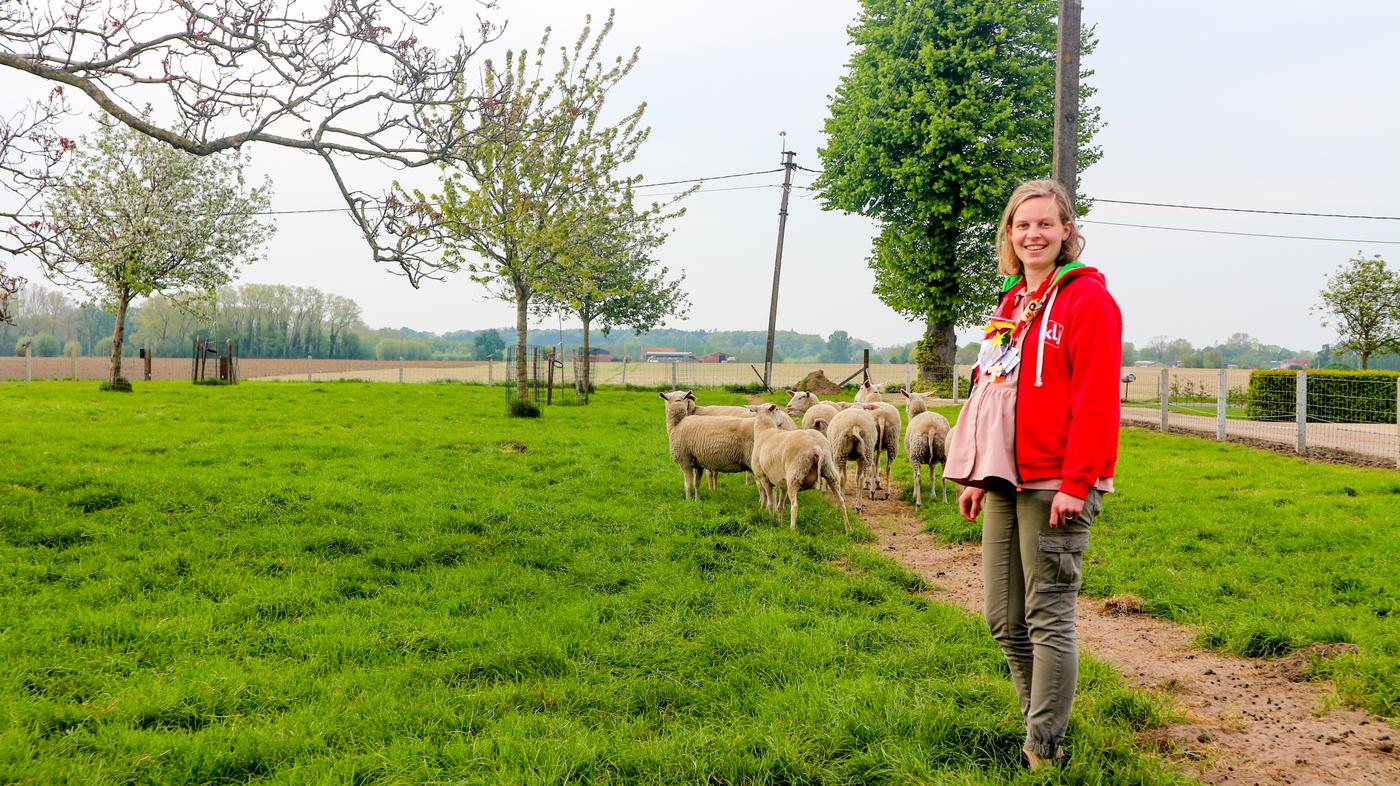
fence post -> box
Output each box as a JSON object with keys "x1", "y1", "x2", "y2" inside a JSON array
[
  {"x1": 1159, "y1": 368, "x2": 1169, "y2": 432},
  {"x1": 398, "y1": 357, "x2": 404, "y2": 383},
  {"x1": 306, "y1": 354, "x2": 313, "y2": 382},
  {"x1": 1216, "y1": 368, "x2": 1227, "y2": 441},
  {"x1": 71, "y1": 351, "x2": 78, "y2": 381},
  {"x1": 25, "y1": 345, "x2": 32, "y2": 383},
  {"x1": 904, "y1": 364, "x2": 911, "y2": 392},
  {"x1": 487, "y1": 356, "x2": 493, "y2": 386},
  {"x1": 621, "y1": 357, "x2": 628, "y2": 386},
  {"x1": 1295, "y1": 370, "x2": 1307, "y2": 454},
  {"x1": 952, "y1": 365, "x2": 960, "y2": 403},
  {"x1": 670, "y1": 361, "x2": 678, "y2": 390}
]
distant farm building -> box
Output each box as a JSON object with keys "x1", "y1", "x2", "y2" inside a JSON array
[
  {"x1": 589, "y1": 347, "x2": 613, "y2": 362},
  {"x1": 642, "y1": 347, "x2": 696, "y2": 362},
  {"x1": 700, "y1": 352, "x2": 734, "y2": 363}
]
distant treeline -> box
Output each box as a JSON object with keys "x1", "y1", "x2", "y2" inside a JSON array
[{"x1": 4, "y1": 283, "x2": 1395, "y2": 370}]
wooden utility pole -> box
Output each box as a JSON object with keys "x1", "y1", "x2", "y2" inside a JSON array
[
  {"x1": 763, "y1": 148, "x2": 797, "y2": 388},
  {"x1": 1053, "y1": 0, "x2": 1082, "y2": 206}
]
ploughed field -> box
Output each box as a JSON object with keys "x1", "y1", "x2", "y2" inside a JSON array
[{"x1": 1, "y1": 382, "x2": 1391, "y2": 783}]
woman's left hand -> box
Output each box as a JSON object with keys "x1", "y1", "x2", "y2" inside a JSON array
[{"x1": 1048, "y1": 492, "x2": 1085, "y2": 527}]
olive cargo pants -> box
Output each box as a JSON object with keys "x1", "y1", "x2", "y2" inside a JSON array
[{"x1": 982, "y1": 484, "x2": 1102, "y2": 759}]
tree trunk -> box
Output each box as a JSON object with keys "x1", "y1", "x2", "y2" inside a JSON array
[
  {"x1": 1360, "y1": 350, "x2": 1370, "y2": 370},
  {"x1": 109, "y1": 290, "x2": 130, "y2": 384},
  {"x1": 918, "y1": 320, "x2": 956, "y2": 383},
  {"x1": 514, "y1": 292, "x2": 530, "y2": 401},
  {"x1": 580, "y1": 315, "x2": 592, "y2": 403}
]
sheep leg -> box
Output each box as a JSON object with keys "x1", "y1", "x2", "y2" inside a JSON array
[
  {"x1": 691, "y1": 466, "x2": 704, "y2": 500},
  {"x1": 821, "y1": 454, "x2": 850, "y2": 534},
  {"x1": 786, "y1": 478, "x2": 800, "y2": 530},
  {"x1": 885, "y1": 447, "x2": 895, "y2": 497},
  {"x1": 910, "y1": 459, "x2": 922, "y2": 507},
  {"x1": 938, "y1": 463, "x2": 947, "y2": 503},
  {"x1": 708, "y1": 469, "x2": 718, "y2": 491},
  {"x1": 871, "y1": 444, "x2": 882, "y2": 498},
  {"x1": 755, "y1": 474, "x2": 771, "y2": 511}
]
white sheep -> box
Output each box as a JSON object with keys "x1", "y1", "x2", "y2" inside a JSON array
[
  {"x1": 747, "y1": 403, "x2": 797, "y2": 430},
  {"x1": 659, "y1": 391, "x2": 756, "y2": 499},
  {"x1": 862, "y1": 401, "x2": 901, "y2": 499},
  {"x1": 750, "y1": 403, "x2": 849, "y2": 532},
  {"x1": 855, "y1": 379, "x2": 883, "y2": 403},
  {"x1": 906, "y1": 411, "x2": 952, "y2": 505},
  {"x1": 901, "y1": 388, "x2": 935, "y2": 418},
  {"x1": 694, "y1": 403, "x2": 755, "y2": 417},
  {"x1": 800, "y1": 402, "x2": 839, "y2": 434},
  {"x1": 826, "y1": 405, "x2": 878, "y2": 511},
  {"x1": 783, "y1": 389, "x2": 821, "y2": 418}
]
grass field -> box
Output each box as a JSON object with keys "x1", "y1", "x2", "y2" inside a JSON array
[
  {"x1": 914, "y1": 406, "x2": 1400, "y2": 722},
  {"x1": 0, "y1": 382, "x2": 1192, "y2": 785}
]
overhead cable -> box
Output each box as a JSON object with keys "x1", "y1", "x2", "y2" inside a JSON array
[{"x1": 1077, "y1": 219, "x2": 1400, "y2": 245}]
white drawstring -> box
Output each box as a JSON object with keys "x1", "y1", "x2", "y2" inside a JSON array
[{"x1": 1034, "y1": 281, "x2": 1062, "y2": 388}]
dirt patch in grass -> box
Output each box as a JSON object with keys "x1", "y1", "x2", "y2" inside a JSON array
[{"x1": 864, "y1": 480, "x2": 1400, "y2": 786}]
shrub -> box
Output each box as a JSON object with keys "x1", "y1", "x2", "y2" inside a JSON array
[
  {"x1": 909, "y1": 374, "x2": 972, "y2": 399},
  {"x1": 1246, "y1": 370, "x2": 1399, "y2": 424},
  {"x1": 507, "y1": 398, "x2": 542, "y2": 418},
  {"x1": 100, "y1": 377, "x2": 133, "y2": 392}
]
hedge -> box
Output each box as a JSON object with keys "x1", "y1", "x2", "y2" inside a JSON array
[{"x1": 1246, "y1": 369, "x2": 1400, "y2": 424}]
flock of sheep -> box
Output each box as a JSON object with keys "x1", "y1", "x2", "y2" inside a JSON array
[{"x1": 660, "y1": 380, "x2": 954, "y2": 532}]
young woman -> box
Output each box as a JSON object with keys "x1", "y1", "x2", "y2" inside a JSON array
[{"x1": 943, "y1": 179, "x2": 1121, "y2": 768}]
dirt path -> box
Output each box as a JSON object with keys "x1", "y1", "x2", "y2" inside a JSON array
[{"x1": 857, "y1": 485, "x2": 1400, "y2": 786}]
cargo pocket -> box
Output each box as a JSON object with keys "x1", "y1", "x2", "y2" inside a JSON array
[{"x1": 1037, "y1": 530, "x2": 1089, "y2": 593}]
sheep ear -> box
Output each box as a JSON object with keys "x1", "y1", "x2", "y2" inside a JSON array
[
  {"x1": 658, "y1": 392, "x2": 669, "y2": 400},
  {"x1": 785, "y1": 388, "x2": 797, "y2": 396},
  {"x1": 685, "y1": 391, "x2": 696, "y2": 400}
]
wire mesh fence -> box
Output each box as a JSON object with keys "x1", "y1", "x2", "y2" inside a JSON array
[
  {"x1": 1119, "y1": 368, "x2": 1399, "y2": 468},
  {"x1": 7, "y1": 350, "x2": 1394, "y2": 468}
]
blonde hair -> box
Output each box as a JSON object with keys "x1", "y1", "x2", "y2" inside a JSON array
[{"x1": 995, "y1": 179, "x2": 1083, "y2": 277}]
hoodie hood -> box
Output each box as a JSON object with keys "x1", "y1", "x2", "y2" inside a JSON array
[{"x1": 999, "y1": 261, "x2": 1102, "y2": 295}]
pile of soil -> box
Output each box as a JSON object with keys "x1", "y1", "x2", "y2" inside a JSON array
[{"x1": 796, "y1": 369, "x2": 844, "y2": 396}]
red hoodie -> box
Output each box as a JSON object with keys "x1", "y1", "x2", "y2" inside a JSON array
[{"x1": 985, "y1": 264, "x2": 1122, "y2": 499}]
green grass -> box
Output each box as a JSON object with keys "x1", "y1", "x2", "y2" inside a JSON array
[
  {"x1": 914, "y1": 404, "x2": 1400, "y2": 722},
  {"x1": 0, "y1": 382, "x2": 1191, "y2": 784}
]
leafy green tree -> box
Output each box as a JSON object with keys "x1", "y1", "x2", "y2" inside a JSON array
[
  {"x1": 473, "y1": 329, "x2": 507, "y2": 360},
  {"x1": 1313, "y1": 253, "x2": 1400, "y2": 369},
  {"x1": 823, "y1": 330, "x2": 853, "y2": 363},
  {"x1": 39, "y1": 118, "x2": 272, "y2": 385},
  {"x1": 417, "y1": 13, "x2": 685, "y2": 402},
  {"x1": 540, "y1": 248, "x2": 689, "y2": 398},
  {"x1": 814, "y1": 0, "x2": 1100, "y2": 378},
  {"x1": 1121, "y1": 341, "x2": 1137, "y2": 365}
]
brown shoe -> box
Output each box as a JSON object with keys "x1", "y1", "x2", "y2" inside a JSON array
[{"x1": 1022, "y1": 746, "x2": 1065, "y2": 770}]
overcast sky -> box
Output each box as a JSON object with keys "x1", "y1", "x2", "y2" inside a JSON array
[{"x1": 7, "y1": 1, "x2": 1399, "y2": 350}]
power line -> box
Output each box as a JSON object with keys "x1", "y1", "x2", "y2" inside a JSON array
[
  {"x1": 631, "y1": 168, "x2": 783, "y2": 189},
  {"x1": 1078, "y1": 219, "x2": 1400, "y2": 246},
  {"x1": 792, "y1": 167, "x2": 1398, "y2": 220},
  {"x1": 1094, "y1": 198, "x2": 1400, "y2": 221}
]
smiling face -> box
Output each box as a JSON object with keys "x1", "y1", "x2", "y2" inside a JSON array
[{"x1": 1009, "y1": 195, "x2": 1073, "y2": 279}]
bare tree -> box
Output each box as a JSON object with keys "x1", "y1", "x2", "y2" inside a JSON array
[{"x1": 0, "y1": 0, "x2": 504, "y2": 304}]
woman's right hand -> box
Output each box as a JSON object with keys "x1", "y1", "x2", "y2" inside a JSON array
[{"x1": 958, "y1": 486, "x2": 986, "y2": 522}]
